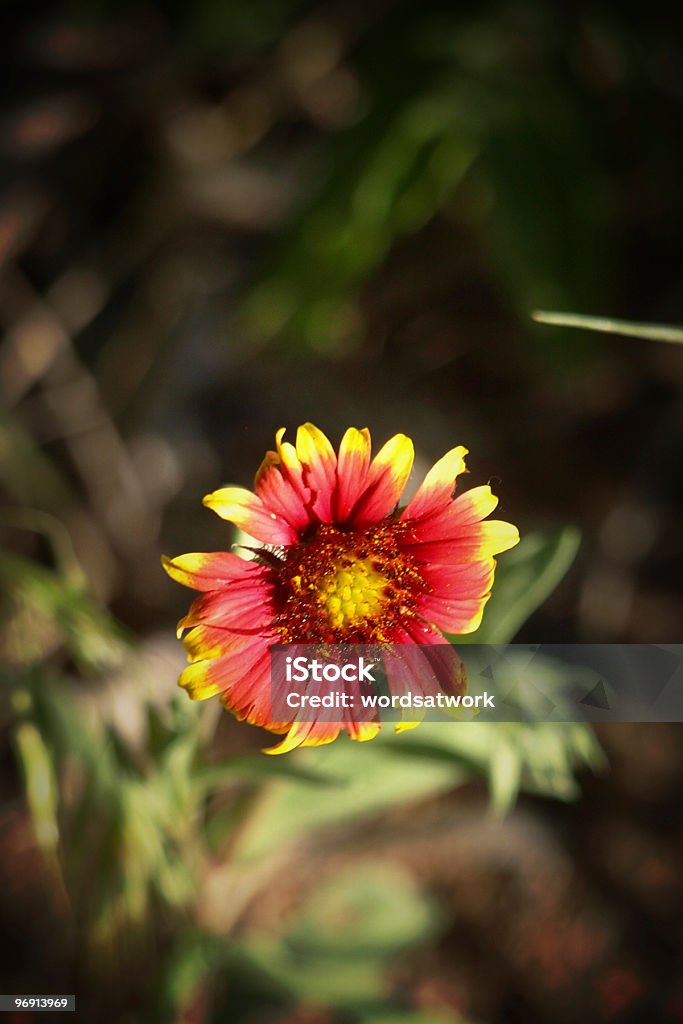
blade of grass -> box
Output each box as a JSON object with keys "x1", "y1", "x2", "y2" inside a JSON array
[{"x1": 532, "y1": 310, "x2": 683, "y2": 344}]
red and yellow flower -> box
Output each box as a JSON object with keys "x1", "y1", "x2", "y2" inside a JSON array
[{"x1": 163, "y1": 424, "x2": 519, "y2": 752}]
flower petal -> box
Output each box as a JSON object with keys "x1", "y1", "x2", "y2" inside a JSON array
[
  {"x1": 182, "y1": 624, "x2": 236, "y2": 662},
  {"x1": 254, "y1": 450, "x2": 311, "y2": 531},
  {"x1": 384, "y1": 630, "x2": 467, "y2": 728},
  {"x1": 421, "y1": 559, "x2": 496, "y2": 598},
  {"x1": 296, "y1": 423, "x2": 337, "y2": 523},
  {"x1": 203, "y1": 486, "x2": 297, "y2": 545},
  {"x1": 401, "y1": 445, "x2": 468, "y2": 520},
  {"x1": 275, "y1": 428, "x2": 309, "y2": 500},
  {"x1": 349, "y1": 433, "x2": 414, "y2": 526},
  {"x1": 403, "y1": 519, "x2": 519, "y2": 563},
  {"x1": 263, "y1": 719, "x2": 341, "y2": 754},
  {"x1": 221, "y1": 649, "x2": 290, "y2": 730},
  {"x1": 177, "y1": 579, "x2": 275, "y2": 636},
  {"x1": 417, "y1": 559, "x2": 496, "y2": 632},
  {"x1": 162, "y1": 551, "x2": 267, "y2": 592},
  {"x1": 451, "y1": 486, "x2": 501, "y2": 525},
  {"x1": 346, "y1": 719, "x2": 382, "y2": 742},
  {"x1": 399, "y1": 619, "x2": 451, "y2": 644},
  {"x1": 408, "y1": 486, "x2": 500, "y2": 541},
  {"x1": 382, "y1": 645, "x2": 427, "y2": 732},
  {"x1": 417, "y1": 592, "x2": 491, "y2": 634},
  {"x1": 335, "y1": 426, "x2": 371, "y2": 521},
  {"x1": 178, "y1": 632, "x2": 271, "y2": 700}
]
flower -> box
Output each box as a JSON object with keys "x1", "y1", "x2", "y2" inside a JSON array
[{"x1": 163, "y1": 424, "x2": 519, "y2": 752}]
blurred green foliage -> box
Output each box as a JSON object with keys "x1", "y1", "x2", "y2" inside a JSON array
[
  {"x1": 2, "y1": 517, "x2": 598, "y2": 1020},
  {"x1": 0, "y1": 550, "x2": 128, "y2": 672},
  {"x1": 246, "y1": 95, "x2": 478, "y2": 348},
  {"x1": 242, "y1": 4, "x2": 615, "y2": 353},
  {"x1": 239, "y1": 863, "x2": 441, "y2": 1005}
]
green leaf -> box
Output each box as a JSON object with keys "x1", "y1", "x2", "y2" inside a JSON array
[
  {"x1": 239, "y1": 863, "x2": 441, "y2": 1007},
  {"x1": 387, "y1": 716, "x2": 602, "y2": 806},
  {"x1": 14, "y1": 722, "x2": 60, "y2": 856},
  {"x1": 381, "y1": 647, "x2": 606, "y2": 807},
  {"x1": 232, "y1": 739, "x2": 465, "y2": 863},
  {"x1": 451, "y1": 527, "x2": 581, "y2": 644},
  {"x1": 157, "y1": 932, "x2": 220, "y2": 1022},
  {"x1": 487, "y1": 737, "x2": 522, "y2": 816},
  {"x1": 532, "y1": 310, "x2": 683, "y2": 344},
  {"x1": 195, "y1": 753, "x2": 338, "y2": 792},
  {"x1": 287, "y1": 862, "x2": 440, "y2": 958},
  {"x1": 240, "y1": 937, "x2": 389, "y2": 1005}
]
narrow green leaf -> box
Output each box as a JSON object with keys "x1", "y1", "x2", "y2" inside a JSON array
[
  {"x1": 532, "y1": 310, "x2": 683, "y2": 344},
  {"x1": 488, "y1": 739, "x2": 522, "y2": 816},
  {"x1": 15, "y1": 722, "x2": 60, "y2": 855},
  {"x1": 196, "y1": 754, "x2": 339, "y2": 791}
]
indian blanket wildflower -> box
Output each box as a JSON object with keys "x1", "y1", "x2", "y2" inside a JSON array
[{"x1": 163, "y1": 424, "x2": 519, "y2": 752}]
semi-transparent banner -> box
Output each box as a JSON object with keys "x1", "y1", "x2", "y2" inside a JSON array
[{"x1": 269, "y1": 644, "x2": 683, "y2": 723}]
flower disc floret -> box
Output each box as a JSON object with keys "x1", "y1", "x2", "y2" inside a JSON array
[{"x1": 273, "y1": 522, "x2": 428, "y2": 644}]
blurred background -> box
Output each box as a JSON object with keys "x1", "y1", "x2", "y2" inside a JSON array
[{"x1": 1, "y1": 1, "x2": 682, "y2": 1022}]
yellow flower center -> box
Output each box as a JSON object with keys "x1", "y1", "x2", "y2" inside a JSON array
[
  {"x1": 274, "y1": 522, "x2": 429, "y2": 644},
  {"x1": 316, "y1": 557, "x2": 387, "y2": 629}
]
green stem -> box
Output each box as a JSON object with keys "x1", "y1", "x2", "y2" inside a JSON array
[{"x1": 531, "y1": 310, "x2": 683, "y2": 345}]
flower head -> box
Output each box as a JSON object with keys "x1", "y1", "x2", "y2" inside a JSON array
[{"x1": 163, "y1": 424, "x2": 519, "y2": 752}]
